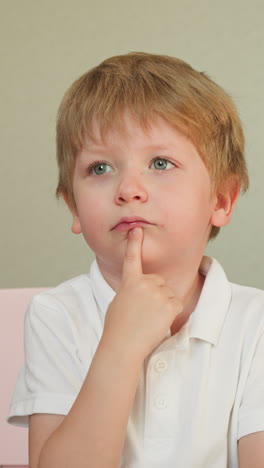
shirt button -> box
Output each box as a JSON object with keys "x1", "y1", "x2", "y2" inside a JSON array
[
  {"x1": 154, "y1": 358, "x2": 168, "y2": 373},
  {"x1": 154, "y1": 395, "x2": 168, "y2": 409}
]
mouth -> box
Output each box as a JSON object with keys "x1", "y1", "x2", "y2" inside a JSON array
[{"x1": 112, "y1": 217, "x2": 154, "y2": 232}]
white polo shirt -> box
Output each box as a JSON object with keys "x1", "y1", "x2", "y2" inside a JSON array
[{"x1": 8, "y1": 257, "x2": 264, "y2": 468}]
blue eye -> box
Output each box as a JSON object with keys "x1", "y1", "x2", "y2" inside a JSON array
[
  {"x1": 151, "y1": 158, "x2": 174, "y2": 170},
  {"x1": 88, "y1": 162, "x2": 112, "y2": 175}
]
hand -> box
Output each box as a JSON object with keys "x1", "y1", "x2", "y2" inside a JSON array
[{"x1": 102, "y1": 227, "x2": 183, "y2": 359}]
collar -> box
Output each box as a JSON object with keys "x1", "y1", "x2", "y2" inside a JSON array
[
  {"x1": 189, "y1": 256, "x2": 232, "y2": 346},
  {"x1": 89, "y1": 256, "x2": 232, "y2": 347}
]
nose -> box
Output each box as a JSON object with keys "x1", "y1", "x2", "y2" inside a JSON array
[{"x1": 114, "y1": 172, "x2": 148, "y2": 205}]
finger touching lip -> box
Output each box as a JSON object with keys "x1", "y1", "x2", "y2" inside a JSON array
[{"x1": 114, "y1": 220, "x2": 152, "y2": 232}]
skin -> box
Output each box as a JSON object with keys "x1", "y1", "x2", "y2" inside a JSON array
[
  {"x1": 29, "y1": 113, "x2": 264, "y2": 468},
  {"x1": 66, "y1": 113, "x2": 237, "y2": 332},
  {"x1": 31, "y1": 227, "x2": 182, "y2": 468}
]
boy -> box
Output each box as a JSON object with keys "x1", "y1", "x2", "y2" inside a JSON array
[{"x1": 8, "y1": 52, "x2": 264, "y2": 468}]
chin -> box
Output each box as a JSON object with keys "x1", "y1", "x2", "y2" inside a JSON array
[{"x1": 141, "y1": 252, "x2": 164, "y2": 274}]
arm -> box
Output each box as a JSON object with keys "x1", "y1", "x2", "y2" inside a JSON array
[
  {"x1": 237, "y1": 327, "x2": 264, "y2": 468},
  {"x1": 32, "y1": 227, "x2": 181, "y2": 468},
  {"x1": 29, "y1": 414, "x2": 65, "y2": 468},
  {"x1": 238, "y1": 432, "x2": 264, "y2": 468},
  {"x1": 37, "y1": 336, "x2": 143, "y2": 468}
]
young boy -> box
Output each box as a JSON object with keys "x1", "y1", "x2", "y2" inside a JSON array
[{"x1": 8, "y1": 52, "x2": 264, "y2": 468}]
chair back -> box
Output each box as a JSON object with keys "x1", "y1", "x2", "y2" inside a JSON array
[{"x1": 0, "y1": 288, "x2": 46, "y2": 467}]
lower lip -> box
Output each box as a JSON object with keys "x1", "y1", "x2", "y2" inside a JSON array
[{"x1": 114, "y1": 221, "x2": 151, "y2": 232}]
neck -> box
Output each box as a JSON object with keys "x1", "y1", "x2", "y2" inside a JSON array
[{"x1": 169, "y1": 270, "x2": 204, "y2": 335}]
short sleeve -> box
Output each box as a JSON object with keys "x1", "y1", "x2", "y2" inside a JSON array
[
  {"x1": 7, "y1": 294, "x2": 87, "y2": 427},
  {"x1": 238, "y1": 330, "x2": 264, "y2": 439}
]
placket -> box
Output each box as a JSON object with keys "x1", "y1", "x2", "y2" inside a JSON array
[{"x1": 143, "y1": 322, "x2": 191, "y2": 464}]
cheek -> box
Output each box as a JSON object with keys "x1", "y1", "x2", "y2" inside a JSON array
[
  {"x1": 162, "y1": 190, "x2": 212, "y2": 233},
  {"x1": 79, "y1": 207, "x2": 104, "y2": 232},
  {"x1": 75, "y1": 186, "x2": 102, "y2": 219},
  {"x1": 75, "y1": 197, "x2": 100, "y2": 229},
  {"x1": 78, "y1": 219, "x2": 105, "y2": 254}
]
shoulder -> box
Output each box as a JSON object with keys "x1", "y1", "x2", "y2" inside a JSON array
[
  {"x1": 22, "y1": 270, "x2": 107, "y2": 371},
  {"x1": 200, "y1": 257, "x2": 264, "y2": 348},
  {"x1": 230, "y1": 282, "x2": 264, "y2": 323},
  {"x1": 30, "y1": 273, "x2": 95, "y2": 317},
  {"x1": 32, "y1": 273, "x2": 93, "y2": 307},
  {"x1": 231, "y1": 281, "x2": 264, "y2": 301},
  {"x1": 25, "y1": 270, "x2": 103, "y2": 344},
  {"x1": 206, "y1": 256, "x2": 264, "y2": 326},
  {"x1": 228, "y1": 282, "x2": 264, "y2": 347}
]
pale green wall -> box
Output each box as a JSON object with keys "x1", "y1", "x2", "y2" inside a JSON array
[{"x1": 1, "y1": 0, "x2": 264, "y2": 288}]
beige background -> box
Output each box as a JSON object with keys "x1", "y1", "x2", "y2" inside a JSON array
[{"x1": 1, "y1": 0, "x2": 263, "y2": 288}]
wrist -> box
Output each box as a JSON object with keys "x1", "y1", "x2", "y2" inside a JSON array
[{"x1": 99, "y1": 331, "x2": 146, "y2": 367}]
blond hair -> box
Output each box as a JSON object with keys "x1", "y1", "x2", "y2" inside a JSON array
[{"x1": 56, "y1": 52, "x2": 249, "y2": 239}]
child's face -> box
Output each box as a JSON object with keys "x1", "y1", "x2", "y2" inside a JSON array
[{"x1": 68, "y1": 113, "x2": 226, "y2": 277}]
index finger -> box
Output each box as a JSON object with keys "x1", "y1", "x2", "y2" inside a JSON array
[{"x1": 122, "y1": 227, "x2": 144, "y2": 282}]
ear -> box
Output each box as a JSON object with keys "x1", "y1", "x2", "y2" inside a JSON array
[
  {"x1": 62, "y1": 193, "x2": 82, "y2": 235},
  {"x1": 210, "y1": 177, "x2": 240, "y2": 228}
]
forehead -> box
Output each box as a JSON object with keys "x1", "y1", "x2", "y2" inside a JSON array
[{"x1": 82, "y1": 112, "x2": 195, "y2": 154}]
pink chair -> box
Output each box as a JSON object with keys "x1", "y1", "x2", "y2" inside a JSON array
[{"x1": 0, "y1": 288, "x2": 46, "y2": 468}]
